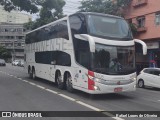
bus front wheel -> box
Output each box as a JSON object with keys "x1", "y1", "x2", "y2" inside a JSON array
[
  {"x1": 32, "y1": 68, "x2": 36, "y2": 80},
  {"x1": 66, "y1": 73, "x2": 74, "y2": 92}
]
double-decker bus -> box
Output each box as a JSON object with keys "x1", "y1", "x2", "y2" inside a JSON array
[{"x1": 25, "y1": 12, "x2": 147, "y2": 94}]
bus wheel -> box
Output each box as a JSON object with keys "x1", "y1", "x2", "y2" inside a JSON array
[
  {"x1": 32, "y1": 68, "x2": 36, "y2": 80},
  {"x1": 138, "y1": 79, "x2": 144, "y2": 88},
  {"x1": 56, "y1": 72, "x2": 64, "y2": 89},
  {"x1": 66, "y1": 73, "x2": 74, "y2": 92},
  {"x1": 29, "y1": 68, "x2": 32, "y2": 79}
]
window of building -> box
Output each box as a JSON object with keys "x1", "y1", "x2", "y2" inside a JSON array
[
  {"x1": 155, "y1": 13, "x2": 160, "y2": 25},
  {"x1": 137, "y1": 17, "x2": 145, "y2": 28}
]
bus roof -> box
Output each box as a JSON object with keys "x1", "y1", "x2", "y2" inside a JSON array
[
  {"x1": 26, "y1": 12, "x2": 123, "y2": 35},
  {"x1": 70, "y1": 12, "x2": 123, "y2": 19}
]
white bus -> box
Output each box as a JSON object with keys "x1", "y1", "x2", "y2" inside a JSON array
[{"x1": 25, "y1": 12, "x2": 147, "y2": 94}]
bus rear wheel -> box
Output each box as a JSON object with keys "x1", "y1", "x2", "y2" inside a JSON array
[
  {"x1": 56, "y1": 72, "x2": 64, "y2": 89},
  {"x1": 29, "y1": 68, "x2": 32, "y2": 79},
  {"x1": 66, "y1": 73, "x2": 74, "y2": 92}
]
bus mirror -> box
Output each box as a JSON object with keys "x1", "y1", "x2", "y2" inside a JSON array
[
  {"x1": 74, "y1": 34, "x2": 95, "y2": 53},
  {"x1": 134, "y1": 39, "x2": 147, "y2": 55},
  {"x1": 74, "y1": 34, "x2": 87, "y2": 41}
]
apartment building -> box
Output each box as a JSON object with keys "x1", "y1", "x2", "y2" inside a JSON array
[
  {"x1": 0, "y1": 6, "x2": 31, "y2": 60},
  {"x1": 0, "y1": 23, "x2": 27, "y2": 60},
  {"x1": 125, "y1": 0, "x2": 160, "y2": 68},
  {"x1": 0, "y1": 6, "x2": 31, "y2": 24}
]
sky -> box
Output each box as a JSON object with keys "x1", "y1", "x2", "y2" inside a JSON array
[
  {"x1": 63, "y1": 0, "x2": 81, "y2": 15},
  {"x1": 31, "y1": 0, "x2": 82, "y2": 21}
]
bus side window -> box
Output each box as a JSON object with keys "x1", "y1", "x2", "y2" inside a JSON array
[
  {"x1": 58, "y1": 21, "x2": 69, "y2": 40},
  {"x1": 56, "y1": 51, "x2": 71, "y2": 66},
  {"x1": 48, "y1": 24, "x2": 58, "y2": 39}
]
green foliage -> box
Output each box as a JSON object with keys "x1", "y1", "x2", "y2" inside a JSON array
[
  {"x1": 79, "y1": 0, "x2": 132, "y2": 17},
  {"x1": 24, "y1": 0, "x2": 66, "y2": 30},
  {"x1": 129, "y1": 23, "x2": 138, "y2": 36},
  {"x1": 1, "y1": 0, "x2": 66, "y2": 30},
  {"x1": 0, "y1": 0, "x2": 38, "y2": 13},
  {"x1": 0, "y1": 46, "x2": 11, "y2": 59}
]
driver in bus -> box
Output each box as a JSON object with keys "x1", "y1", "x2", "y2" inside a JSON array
[{"x1": 109, "y1": 58, "x2": 122, "y2": 71}]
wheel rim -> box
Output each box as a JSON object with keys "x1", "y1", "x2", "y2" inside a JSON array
[
  {"x1": 139, "y1": 81, "x2": 143, "y2": 87},
  {"x1": 32, "y1": 70, "x2": 35, "y2": 79},
  {"x1": 57, "y1": 74, "x2": 62, "y2": 85},
  {"x1": 67, "y1": 76, "x2": 72, "y2": 88}
]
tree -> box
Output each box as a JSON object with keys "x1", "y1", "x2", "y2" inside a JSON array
[
  {"x1": 79, "y1": 0, "x2": 132, "y2": 17},
  {"x1": 24, "y1": 0, "x2": 66, "y2": 30},
  {"x1": 0, "y1": 46, "x2": 11, "y2": 59},
  {"x1": 1, "y1": 0, "x2": 66, "y2": 30},
  {"x1": 0, "y1": 0, "x2": 38, "y2": 13}
]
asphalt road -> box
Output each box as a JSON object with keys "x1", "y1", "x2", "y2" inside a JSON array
[{"x1": 0, "y1": 64, "x2": 160, "y2": 120}]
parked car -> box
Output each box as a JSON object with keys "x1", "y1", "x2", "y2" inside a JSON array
[
  {"x1": 12, "y1": 60, "x2": 20, "y2": 66},
  {"x1": 137, "y1": 68, "x2": 160, "y2": 88},
  {"x1": 0, "y1": 59, "x2": 6, "y2": 66},
  {"x1": 17, "y1": 60, "x2": 24, "y2": 67}
]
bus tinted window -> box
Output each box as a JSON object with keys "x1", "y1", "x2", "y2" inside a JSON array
[
  {"x1": 35, "y1": 51, "x2": 71, "y2": 66},
  {"x1": 87, "y1": 14, "x2": 133, "y2": 40},
  {"x1": 69, "y1": 14, "x2": 87, "y2": 34},
  {"x1": 25, "y1": 20, "x2": 69, "y2": 44},
  {"x1": 56, "y1": 51, "x2": 71, "y2": 66}
]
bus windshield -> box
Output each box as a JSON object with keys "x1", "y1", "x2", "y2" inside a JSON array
[
  {"x1": 92, "y1": 44, "x2": 135, "y2": 75},
  {"x1": 87, "y1": 14, "x2": 133, "y2": 40}
]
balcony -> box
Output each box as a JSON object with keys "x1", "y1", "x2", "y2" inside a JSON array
[
  {"x1": 137, "y1": 27, "x2": 147, "y2": 32},
  {"x1": 133, "y1": 0, "x2": 148, "y2": 7}
]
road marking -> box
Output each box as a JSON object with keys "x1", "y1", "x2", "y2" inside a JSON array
[
  {"x1": 76, "y1": 101, "x2": 101, "y2": 111},
  {"x1": 1, "y1": 72, "x2": 124, "y2": 120},
  {"x1": 112, "y1": 117, "x2": 125, "y2": 120},
  {"x1": 158, "y1": 100, "x2": 160, "y2": 102},
  {"x1": 22, "y1": 80, "x2": 29, "y2": 83},
  {"x1": 59, "y1": 94, "x2": 75, "y2": 101},
  {"x1": 36, "y1": 85, "x2": 45, "y2": 89},
  {"x1": 29, "y1": 82, "x2": 36, "y2": 86},
  {"x1": 45, "y1": 89, "x2": 58, "y2": 94},
  {"x1": 17, "y1": 78, "x2": 23, "y2": 80}
]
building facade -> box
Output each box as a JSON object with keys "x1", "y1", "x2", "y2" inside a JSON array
[
  {"x1": 0, "y1": 6, "x2": 31, "y2": 61},
  {"x1": 0, "y1": 23, "x2": 27, "y2": 60},
  {"x1": 0, "y1": 6, "x2": 31, "y2": 24},
  {"x1": 125, "y1": 0, "x2": 160, "y2": 69}
]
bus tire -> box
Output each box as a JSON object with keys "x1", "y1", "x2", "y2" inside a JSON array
[
  {"x1": 56, "y1": 71, "x2": 64, "y2": 89},
  {"x1": 32, "y1": 68, "x2": 36, "y2": 80},
  {"x1": 66, "y1": 73, "x2": 75, "y2": 93},
  {"x1": 138, "y1": 79, "x2": 144, "y2": 88},
  {"x1": 28, "y1": 67, "x2": 32, "y2": 78}
]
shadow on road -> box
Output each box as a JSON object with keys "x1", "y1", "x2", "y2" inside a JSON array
[{"x1": 143, "y1": 87, "x2": 160, "y2": 92}]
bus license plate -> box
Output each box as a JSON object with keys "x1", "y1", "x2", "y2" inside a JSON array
[{"x1": 114, "y1": 87, "x2": 123, "y2": 92}]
